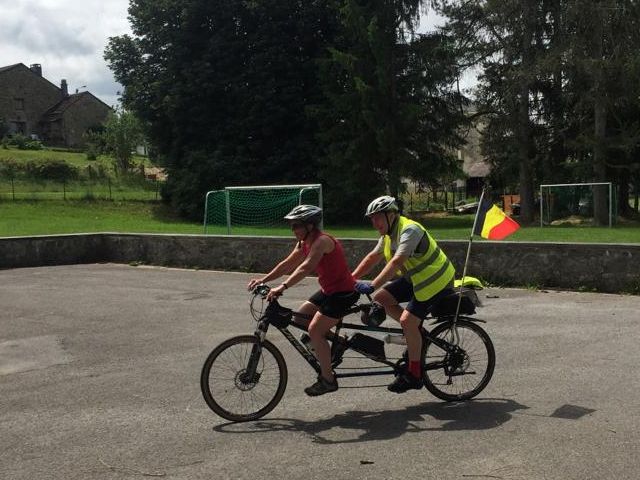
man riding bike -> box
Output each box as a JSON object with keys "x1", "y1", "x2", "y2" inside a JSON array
[
  {"x1": 351, "y1": 196, "x2": 456, "y2": 393},
  {"x1": 247, "y1": 205, "x2": 358, "y2": 396}
]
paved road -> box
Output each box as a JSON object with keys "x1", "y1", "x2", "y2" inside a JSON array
[{"x1": 1, "y1": 264, "x2": 639, "y2": 480}]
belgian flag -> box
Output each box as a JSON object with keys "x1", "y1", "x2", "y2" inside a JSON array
[{"x1": 473, "y1": 198, "x2": 520, "y2": 240}]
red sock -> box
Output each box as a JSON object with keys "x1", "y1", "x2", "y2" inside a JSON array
[{"x1": 409, "y1": 361, "x2": 421, "y2": 379}]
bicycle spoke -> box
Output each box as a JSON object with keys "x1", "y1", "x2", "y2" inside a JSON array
[
  {"x1": 423, "y1": 320, "x2": 495, "y2": 401},
  {"x1": 201, "y1": 336, "x2": 287, "y2": 421}
]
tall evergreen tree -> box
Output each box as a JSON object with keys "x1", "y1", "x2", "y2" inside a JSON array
[
  {"x1": 438, "y1": 0, "x2": 640, "y2": 223},
  {"x1": 436, "y1": 0, "x2": 545, "y2": 224},
  {"x1": 105, "y1": 0, "x2": 337, "y2": 218},
  {"x1": 315, "y1": 1, "x2": 466, "y2": 221}
]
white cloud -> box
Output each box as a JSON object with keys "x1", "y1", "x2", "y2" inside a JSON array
[{"x1": 0, "y1": 0, "x2": 132, "y2": 107}]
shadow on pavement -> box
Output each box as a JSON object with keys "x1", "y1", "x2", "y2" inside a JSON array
[{"x1": 213, "y1": 398, "x2": 528, "y2": 444}]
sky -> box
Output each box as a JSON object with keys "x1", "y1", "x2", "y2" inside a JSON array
[
  {"x1": 0, "y1": 0, "x2": 132, "y2": 108},
  {"x1": 0, "y1": 2, "x2": 454, "y2": 109}
]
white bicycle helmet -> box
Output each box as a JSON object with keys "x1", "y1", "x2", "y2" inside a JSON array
[
  {"x1": 284, "y1": 204, "x2": 323, "y2": 225},
  {"x1": 365, "y1": 195, "x2": 398, "y2": 216}
]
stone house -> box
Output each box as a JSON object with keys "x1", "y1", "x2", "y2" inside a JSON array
[
  {"x1": 455, "y1": 117, "x2": 491, "y2": 198},
  {"x1": 0, "y1": 63, "x2": 112, "y2": 147}
]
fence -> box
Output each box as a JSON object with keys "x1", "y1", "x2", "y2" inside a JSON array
[{"x1": 0, "y1": 177, "x2": 162, "y2": 201}]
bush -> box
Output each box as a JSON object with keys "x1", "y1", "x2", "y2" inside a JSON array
[
  {"x1": 85, "y1": 149, "x2": 98, "y2": 161},
  {"x1": 23, "y1": 159, "x2": 79, "y2": 181},
  {"x1": 0, "y1": 158, "x2": 20, "y2": 178},
  {"x1": 83, "y1": 164, "x2": 109, "y2": 180},
  {"x1": 6, "y1": 134, "x2": 43, "y2": 150}
]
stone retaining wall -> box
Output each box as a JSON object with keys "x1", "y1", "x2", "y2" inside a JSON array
[{"x1": 1, "y1": 233, "x2": 639, "y2": 293}]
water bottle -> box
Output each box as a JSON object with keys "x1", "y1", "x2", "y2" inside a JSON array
[
  {"x1": 383, "y1": 334, "x2": 406, "y2": 345},
  {"x1": 300, "y1": 333, "x2": 315, "y2": 355}
]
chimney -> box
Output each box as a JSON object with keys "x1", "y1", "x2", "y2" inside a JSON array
[
  {"x1": 29, "y1": 63, "x2": 42, "y2": 76},
  {"x1": 61, "y1": 79, "x2": 68, "y2": 97}
]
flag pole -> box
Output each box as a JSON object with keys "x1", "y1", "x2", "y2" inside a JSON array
[{"x1": 453, "y1": 187, "x2": 486, "y2": 325}]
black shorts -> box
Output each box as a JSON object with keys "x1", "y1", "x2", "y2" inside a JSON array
[
  {"x1": 308, "y1": 290, "x2": 359, "y2": 319},
  {"x1": 383, "y1": 277, "x2": 453, "y2": 320}
]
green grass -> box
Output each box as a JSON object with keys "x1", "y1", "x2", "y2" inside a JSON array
[
  {"x1": 1, "y1": 200, "x2": 640, "y2": 243},
  {"x1": 0, "y1": 179, "x2": 160, "y2": 201},
  {"x1": 0, "y1": 145, "x2": 151, "y2": 170},
  {"x1": 0, "y1": 200, "x2": 202, "y2": 237}
]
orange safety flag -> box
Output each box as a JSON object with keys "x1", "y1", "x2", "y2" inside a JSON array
[{"x1": 473, "y1": 198, "x2": 520, "y2": 240}]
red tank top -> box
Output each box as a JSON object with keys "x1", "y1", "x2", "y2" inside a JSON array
[{"x1": 302, "y1": 233, "x2": 356, "y2": 294}]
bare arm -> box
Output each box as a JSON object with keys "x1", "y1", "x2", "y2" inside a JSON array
[
  {"x1": 352, "y1": 250, "x2": 384, "y2": 279},
  {"x1": 247, "y1": 244, "x2": 305, "y2": 290},
  {"x1": 370, "y1": 255, "x2": 407, "y2": 290},
  {"x1": 267, "y1": 236, "x2": 333, "y2": 299}
]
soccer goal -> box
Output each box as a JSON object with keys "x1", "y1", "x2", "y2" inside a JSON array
[
  {"x1": 203, "y1": 184, "x2": 323, "y2": 235},
  {"x1": 539, "y1": 182, "x2": 615, "y2": 227}
]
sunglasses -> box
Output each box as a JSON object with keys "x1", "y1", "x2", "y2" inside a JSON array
[{"x1": 290, "y1": 223, "x2": 305, "y2": 230}]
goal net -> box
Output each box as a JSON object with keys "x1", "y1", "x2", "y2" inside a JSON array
[
  {"x1": 539, "y1": 182, "x2": 616, "y2": 227},
  {"x1": 204, "y1": 184, "x2": 323, "y2": 235}
]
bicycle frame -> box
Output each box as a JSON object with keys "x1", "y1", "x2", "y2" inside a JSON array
[{"x1": 251, "y1": 300, "x2": 484, "y2": 381}]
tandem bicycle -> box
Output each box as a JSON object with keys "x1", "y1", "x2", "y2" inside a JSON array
[{"x1": 201, "y1": 284, "x2": 495, "y2": 422}]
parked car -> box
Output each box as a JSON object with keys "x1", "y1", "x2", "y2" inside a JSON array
[{"x1": 455, "y1": 201, "x2": 479, "y2": 214}]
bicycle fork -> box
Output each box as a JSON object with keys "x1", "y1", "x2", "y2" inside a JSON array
[{"x1": 242, "y1": 322, "x2": 268, "y2": 383}]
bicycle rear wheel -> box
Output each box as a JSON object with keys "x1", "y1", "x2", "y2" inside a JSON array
[
  {"x1": 423, "y1": 319, "x2": 495, "y2": 401},
  {"x1": 201, "y1": 335, "x2": 288, "y2": 422}
]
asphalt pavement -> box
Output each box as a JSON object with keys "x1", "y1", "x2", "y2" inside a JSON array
[{"x1": 1, "y1": 264, "x2": 639, "y2": 480}]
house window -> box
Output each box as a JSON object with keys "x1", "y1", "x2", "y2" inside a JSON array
[
  {"x1": 10, "y1": 121, "x2": 26, "y2": 134},
  {"x1": 14, "y1": 98, "x2": 25, "y2": 110}
]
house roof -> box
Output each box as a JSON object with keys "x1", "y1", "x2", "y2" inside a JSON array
[
  {"x1": 0, "y1": 63, "x2": 22, "y2": 74},
  {"x1": 43, "y1": 94, "x2": 86, "y2": 120},
  {"x1": 0, "y1": 62, "x2": 64, "y2": 93},
  {"x1": 43, "y1": 92, "x2": 112, "y2": 122},
  {"x1": 1, "y1": 63, "x2": 112, "y2": 111}
]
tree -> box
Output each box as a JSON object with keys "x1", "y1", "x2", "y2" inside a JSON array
[
  {"x1": 105, "y1": 0, "x2": 337, "y2": 219},
  {"x1": 315, "y1": 1, "x2": 466, "y2": 221},
  {"x1": 104, "y1": 109, "x2": 142, "y2": 173},
  {"x1": 561, "y1": 0, "x2": 640, "y2": 222},
  {"x1": 436, "y1": 0, "x2": 547, "y2": 224},
  {"x1": 438, "y1": 0, "x2": 640, "y2": 224}
]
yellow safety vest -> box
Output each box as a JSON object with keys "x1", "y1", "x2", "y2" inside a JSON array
[{"x1": 383, "y1": 216, "x2": 455, "y2": 301}]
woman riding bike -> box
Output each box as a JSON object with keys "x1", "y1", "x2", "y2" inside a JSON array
[{"x1": 247, "y1": 205, "x2": 358, "y2": 396}]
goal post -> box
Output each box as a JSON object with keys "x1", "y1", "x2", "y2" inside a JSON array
[
  {"x1": 204, "y1": 184, "x2": 323, "y2": 235},
  {"x1": 539, "y1": 182, "x2": 615, "y2": 227}
]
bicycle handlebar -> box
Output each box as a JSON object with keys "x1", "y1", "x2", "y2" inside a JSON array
[
  {"x1": 252, "y1": 283, "x2": 371, "y2": 302},
  {"x1": 252, "y1": 283, "x2": 271, "y2": 298}
]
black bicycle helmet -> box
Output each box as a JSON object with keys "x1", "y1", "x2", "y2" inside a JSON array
[
  {"x1": 365, "y1": 196, "x2": 398, "y2": 216},
  {"x1": 284, "y1": 204, "x2": 322, "y2": 226}
]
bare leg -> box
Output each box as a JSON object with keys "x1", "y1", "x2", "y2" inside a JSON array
[
  {"x1": 293, "y1": 301, "x2": 319, "y2": 329},
  {"x1": 373, "y1": 288, "x2": 403, "y2": 321},
  {"x1": 399, "y1": 309, "x2": 422, "y2": 363},
  {"x1": 308, "y1": 312, "x2": 340, "y2": 381}
]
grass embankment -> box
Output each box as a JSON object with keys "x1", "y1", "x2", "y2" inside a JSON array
[
  {"x1": 0, "y1": 147, "x2": 158, "y2": 201},
  {"x1": 2, "y1": 199, "x2": 640, "y2": 243},
  {"x1": 0, "y1": 146, "x2": 151, "y2": 169}
]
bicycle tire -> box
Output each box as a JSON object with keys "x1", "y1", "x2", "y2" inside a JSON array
[
  {"x1": 423, "y1": 319, "x2": 495, "y2": 402},
  {"x1": 200, "y1": 335, "x2": 288, "y2": 422}
]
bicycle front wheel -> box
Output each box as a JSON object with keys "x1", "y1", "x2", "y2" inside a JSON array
[
  {"x1": 200, "y1": 335, "x2": 288, "y2": 422},
  {"x1": 423, "y1": 319, "x2": 495, "y2": 402}
]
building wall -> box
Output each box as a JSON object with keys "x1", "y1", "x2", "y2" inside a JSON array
[
  {"x1": 60, "y1": 94, "x2": 111, "y2": 147},
  {"x1": 0, "y1": 65, "x2": 62, "y2": 137}
]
